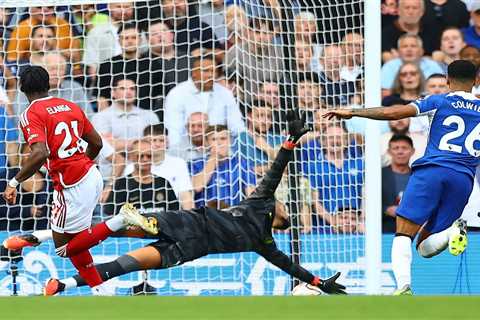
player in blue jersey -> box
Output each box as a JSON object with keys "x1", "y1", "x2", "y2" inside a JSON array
[{"x1": 323, "y1": 60, "x2": 480, "y2": 295}]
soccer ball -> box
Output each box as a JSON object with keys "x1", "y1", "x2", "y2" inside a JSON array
[{"x1": 291, "y1": 283, "x2": 323, "y2": 296}]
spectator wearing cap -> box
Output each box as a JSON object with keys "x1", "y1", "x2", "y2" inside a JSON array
[
  {"x1": 381, "y1": 34, "x2": 444, "y2": 97},
  {"x1": 432, "y1": 27, "x2": 466, "y2": 73},
  {"x1": 382, "y1": 134, "x2": 414, "y2": 233},
  {"x1": 462, "y1": 4, "x2": 480, "y2": 49},
  {"x1": 382, "y1": 0, "x2": 439, "y2": 62},
  {"x1": 164, "y1": 53, "x2": 245, "y2": 146}
]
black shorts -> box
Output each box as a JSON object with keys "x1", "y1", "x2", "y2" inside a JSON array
[{"x1": 147, "y1": 236, "x2": 208, "y2": 269}]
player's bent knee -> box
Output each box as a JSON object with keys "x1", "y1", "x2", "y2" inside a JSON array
[{"x1": 416, "y1": 245, "x2": 435, "y2": 258}]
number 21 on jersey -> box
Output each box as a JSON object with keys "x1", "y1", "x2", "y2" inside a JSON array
[
  {"x1": 54, "y1": 121, "x2": 86, "y2": 159},
  {"x1": 439, "y1": 115, "x2": 480, "y2": 157}
]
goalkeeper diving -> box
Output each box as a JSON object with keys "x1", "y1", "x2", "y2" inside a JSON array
[{"x1": 3, "y1": 109, "x2": 346, "y2": 296}]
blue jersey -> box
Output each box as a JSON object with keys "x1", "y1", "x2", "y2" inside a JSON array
[
  {"x1": 189, "y1": 154, "x2": 257, "y2": 207},
  {"x1": 411, "y1": 92, "x2": 480, "y2": 177}
]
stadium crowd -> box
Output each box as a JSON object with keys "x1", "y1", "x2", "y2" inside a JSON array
[{"x1": 0, "y1": 0, "x2": 476, "y2": 235}]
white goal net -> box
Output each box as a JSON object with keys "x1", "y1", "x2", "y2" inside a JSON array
[{"x1": 0, "y1": 0, "x2": 371, "y2": 296}]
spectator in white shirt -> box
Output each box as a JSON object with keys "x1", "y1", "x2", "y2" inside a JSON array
[
  {"x1": 169, "y1": 111, "x2": 209, "y2": 162},
  {"x1": 164, "y1": 52, "x2": 245, "y2": 146},
  {"x1": 92, "y1": 77, "x2": 159, "y2": 152},
  {"x1": 124, "y1": 124, "x2": 194, "y2": 210}
]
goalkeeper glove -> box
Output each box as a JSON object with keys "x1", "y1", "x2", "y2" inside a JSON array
[
  {"x1": 286, "y1": 108, "x2": 311, "y2": 144},
  {"x1": 312, "y1": 272, "x2": 347, "y2": 295}
]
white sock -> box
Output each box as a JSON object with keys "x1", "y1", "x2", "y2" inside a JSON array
[
  {"x1": 32, "y1": 229, "x2": 52, "y2": 243},
  {"x1": 105, "y1": 215, "x2": 125, "y2": 232},
  {"x1": 391, "y1": 236, "x2": 412, "y2": 289},
  {"x1": 62, "y1": 277, "x2": 78, "y2": 290},
  {"x1": 417, "y1": 229, "x2": 450, "y2": 258},
  {"x1": 417, "y1": 224, "x2": 459, "y2": 257}
]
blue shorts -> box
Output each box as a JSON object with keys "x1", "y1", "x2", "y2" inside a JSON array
[{"x1": 396, "y1": 165, "x2": 473, "y2": 234}]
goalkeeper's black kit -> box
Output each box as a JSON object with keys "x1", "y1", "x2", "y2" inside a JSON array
[{"x1": 143, "y1": 146, "x2": 317, "y2": 284}]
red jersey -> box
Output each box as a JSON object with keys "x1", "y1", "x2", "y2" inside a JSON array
[{"x1": 19, "y1": 96, "x2": 96, "y2": 191}]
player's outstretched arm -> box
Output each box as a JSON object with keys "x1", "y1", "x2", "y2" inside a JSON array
[
  {"x1": 2, "y1": 142, "x2": 49, "y2": 204},
  {"x1": 323, "y1": 104, "x2": 417, "y2": 121},
  {"x1": 250, "y1": 109, "x2": 310, "y2": 199},
  {"x1": 255, "y1": 243, "x2": 346, "y2": 294}
]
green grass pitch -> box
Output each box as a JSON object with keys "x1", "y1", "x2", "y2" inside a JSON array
[{"x1": 1, "y1": 296, "x2": 480, "y2": 320}]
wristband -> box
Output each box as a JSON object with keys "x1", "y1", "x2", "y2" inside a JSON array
[
  {"x1": 311, "y1": 276, "x2": 321, "y2": 286},
  {"x1": 283, "y1": 140, "x2": 297, "y2": 150},
  {"x1": 8, "y1": 177, "x2": 20, "y2": 188}
]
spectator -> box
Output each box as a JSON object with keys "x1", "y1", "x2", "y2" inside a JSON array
[
  {"x1": 424, "y1": 73, "x2": 449, "y2": 94},
  {"x1": 61, "y1": 4, "x2": 109, "y2": 38},
  {"x1": 13, "y1": 52, "x2": 94, "y2": 122},
  {"x1": 424, "y1": 0, "x2": 469, "y2": 33},
  {"x1": 458, "y1": 46, "x2": 480, "y2": 95},
  {"x1": 302, "y1": 124, "x2": 363, "y2": 227},
  {"x1": 25, "y1": 25, "x2": 57, "y2": 67},
  {"x1": 297, "y1": 73, "x2": 324, "y2": 126},
  {"x1": 140, "y1": 20, "x2": 189, "y2": 117},
  {"x1": 92, "y1": 77, "x2": 159, "y2": 152},
  {"x1": 96, "y1": 23, "x2": 150, "y2": 111},
  {"x1": 294, "y1": 38, "x2": 315, "y2": 73},
  {"x1": 189, "y1": 125, "x2": 256, "y2": 208},
  {"x1": 197, "y1": 0, "x2": 228, "y2": 45},
  {"x1": 159, "y1": 0, "x2": 221, "y2": 53},
  {"x1": 383, "y1": 62, "x2": 424, "y2": 107},
  {"x1": 432, "y1": 27, "x2": 466, "y2": 72},
  {"x1": 257, "y1": 81, "x2": 286, "y2": 133},
  {"x1": 294, "y1": 11, "x2": 322, "y2": 70},
  {"x1": 382, "y1": 0, "x2": 399, "y2": 27},
  {"x1": 341, "y1": 32, "x2": 364, "y2": 81},
  {"x1": 82, "y1": 2, "x2": 134, "y2": 78},
  {"x1": 224, "y1": 5, "x2": 249, "y2": 49},
  {"x1": 104, "y1": 139, "x2": 180, "y2": 217},
  {"x1": 97, "y1": 138, "x2": 126, "y2": 204},
  {"x1": 0, "y1": 103, "x2": 18, "y2": 170},
  {"x1": 236, "y1": 101, "x2": 285, "y2": 177},
  {"x1": 326, "y1": 206, "x2": 365, "y2": 234},
  {"x1": 382, "y1": 0, "x2": 439, "y2": 62},
  {"x1": 123, "y1": 124, "x2": 194, "y2": 210},
  {"x1": 170, "y1": 112, "x2": 209, "y2": 162},
  {"x1": 0, "y1": 144, "x2": 49, "y2": 231},
  {"x1": 462, "y1": 4, "x2": 480, "y2": 49},
  {"x1": 274, "y1": 169, "x2": 315, "y2": 234},
  {"x1": 382, "y1": 134, "x2": 414, "y2": 233},
  {"x1": 225, "y1": 17, "x2": 285, "y2": 102},
  {"x1": 6, "y1": 6, "x2": 81, "y2": 64},
  {"x1": 381, "y1": 34, "x2": 444, "y2": 96},
  {"x1": 380, "y1": 118, "x2": 427, "y2": 166},
  {"x1": 164, "y1": 53, "x2": 245, "y2": 146},
  {"x1": 318, "y1": 44, "x2": 357, "y2": 106}
]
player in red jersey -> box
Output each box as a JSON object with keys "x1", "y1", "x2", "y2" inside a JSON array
[{"x1": 2, "y1": 66, "x2": 157, "y2": 294}]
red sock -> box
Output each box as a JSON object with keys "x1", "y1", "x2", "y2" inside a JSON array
[
  {"x1": 69, "y1": 250, "x2": 103, "y2": 287},
  {"x1": 65, "y1": 222, "x2": 112, "y2": 257}
]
